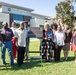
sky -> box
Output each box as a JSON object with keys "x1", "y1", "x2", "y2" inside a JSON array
[{"x1": 0, "y1": 0, "x2": 76, "y2": 17}]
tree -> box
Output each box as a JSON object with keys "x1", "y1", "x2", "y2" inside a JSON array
[{"x1": 55, "y1": 0, "x2": 75, "y2": 27}]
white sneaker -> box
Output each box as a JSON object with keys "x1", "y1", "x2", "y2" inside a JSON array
[
  {"x1": 14, "y1": 59, "x2": 17, "y2": 63},
  {"x1": 74, "y1": 59, "x2": 76, "y2": 63}
]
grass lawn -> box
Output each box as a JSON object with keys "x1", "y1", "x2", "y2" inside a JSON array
[{"x1": 0, "y1": 40, "x2": 76, "y2": 75}]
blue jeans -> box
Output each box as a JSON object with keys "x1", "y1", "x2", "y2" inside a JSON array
[{"x1": 1, "y1": 41, "x2": 14, "y2": 65}]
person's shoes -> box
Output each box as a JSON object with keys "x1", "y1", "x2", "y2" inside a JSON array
[
  {"x1": 25, "y1": 56, "x2": 29, "y2": 60},
  {"x1": 10, "y1": 63, "x2": 14, "y2": 66},
  {"x1": 22, "y1": 62, "x2": 25, "y2": 64},
  {"x1": 63, "y1": 58, "x2": 68, "y2": 61},
  {"x1": 55, "y1": 60, "x2": 59, "y2": 62},
  {"x1": 10, "y1": 64, "x2": 13, "y2": 67},
  {"x1": 65, "y1": 59, "x2": 67, "y2": 61},
  {"x1": 18, "y1": 64, "x2": 21, "y2": 67},
  {"x1": 51, "y1": 58, "x2": 54, "y2": 61},
  {"x1": 55, "y1": 59, "x2": 60, "y2": 62},
  {"x1": 2, "y1": 63, "x2": 6, "y2": 66},
  {"x1": 46, "y1": 59, "x2": 50, "y2": 62},
  {"x1": 58, "y1": 60, "x2": 61, "y2": 62},
  {"x1": 14, "y1": 59, "x2": 17, "y2": 63},
  {"x1": 75, "y1": 60, "x2": 76, "y2": 63},
  {"x1": 2, "y1": 62, "x2": 6, "y2": 66},
  {"x1": 54, "y1": 59, "x2": 58, "y2": 62}
]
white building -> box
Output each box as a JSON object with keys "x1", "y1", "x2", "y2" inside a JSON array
[
  {"x1": 31, "y1": 13, "x2": 53, "y2": 27},
  {"x1": 0, "y1": 1, "x2": 53, "y2": 28}
]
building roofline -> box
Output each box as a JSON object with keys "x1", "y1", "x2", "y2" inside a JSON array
[
  {"x1": 0, "y1": 1, "x2": 34, "y2": 12},
  {"x1": 32, "y1": 13, "x2": 51, "y2": 19}
]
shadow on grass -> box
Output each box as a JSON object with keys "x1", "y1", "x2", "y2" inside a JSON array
[
  {"x1": 0, "y1": 57, "x2": 75, "y2": 70},
  {"x1": 0, "y1": 58, "x2": 43, "y2": 70},
  {"x1": 60, "y1": 56, "x2": 74, "y2": 62}
]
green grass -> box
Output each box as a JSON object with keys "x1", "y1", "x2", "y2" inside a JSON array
[{"x1": 0, "y1": 40, "x2": 76, "y2": 75}]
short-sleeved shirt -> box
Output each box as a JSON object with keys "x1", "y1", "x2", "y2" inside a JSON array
[
  {"x1": 54, "y1": 31, "x2": 65, "y2": 46},
  {"x1": 15, "y1": 28, "x2": 28, "y2": 47},
  {"x1": 0, "y1": 28, "x2": 14, "y2": 42}
]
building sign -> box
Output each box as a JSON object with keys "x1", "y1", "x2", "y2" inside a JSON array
[
  {"x1": 1, "y1": 6, "x2": 32, "y2": 16},
  {"x1": 8, "y1": 8, "x2": 11, "y2": 11}
]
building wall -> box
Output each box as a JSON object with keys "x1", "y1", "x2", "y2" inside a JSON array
[
  {"x1": 0, "y1": 12, "x2": 10, "y2": 26},
  {"x1": 30, "y1": 18, "x2": 53, "y2": 27},
  {"x1": 30, "y1": 19, "x2": 36, "y2": 27},
  {"x1": 32, "y1": 15, "x2": 46, "y2": 19},
  {"x1": 0, "y1": 6, "x2": 2, "y2": 12}
]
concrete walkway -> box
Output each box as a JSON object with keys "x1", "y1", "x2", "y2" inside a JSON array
[{"x1": 30, "y1": 38, "x2": 40, "y2": 41}]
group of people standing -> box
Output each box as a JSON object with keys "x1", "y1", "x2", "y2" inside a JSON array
[
  {"x1": 0, "y1": 21, "x2": 29, "y2": 67},
  {"x1": 41, "y1": 23, "x2": 76, "y2": 63},
  {"x1": 0, "y1": 21, "x2": 76, "y2": 67}
]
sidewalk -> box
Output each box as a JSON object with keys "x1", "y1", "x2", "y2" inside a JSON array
[{"x1": 30, "y1": 38, "x2": 40, "y2": 41}]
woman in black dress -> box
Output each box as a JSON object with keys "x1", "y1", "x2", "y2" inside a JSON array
[{"x1": 40, "y1": 23, "x2": 54, "y2": 61}]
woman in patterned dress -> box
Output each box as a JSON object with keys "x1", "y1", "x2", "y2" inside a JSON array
[{"x1": 40, "y1": 23, "x2": 54, "y2": 61}]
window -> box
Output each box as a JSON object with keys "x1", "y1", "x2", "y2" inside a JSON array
[
  {"x1": 13, "y1": 14, "x2": 24, "y2": 21},
  {"x1": 0, "y1": 22, "x2": 2, "y2": 28},
  {"x1": 40, "y1": 25, "x2": 44, "y2": 28}
]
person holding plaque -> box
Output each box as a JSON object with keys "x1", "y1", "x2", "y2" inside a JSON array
[{"x1": 40, "y1": 23, "x2": 54, "y2": 62}]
